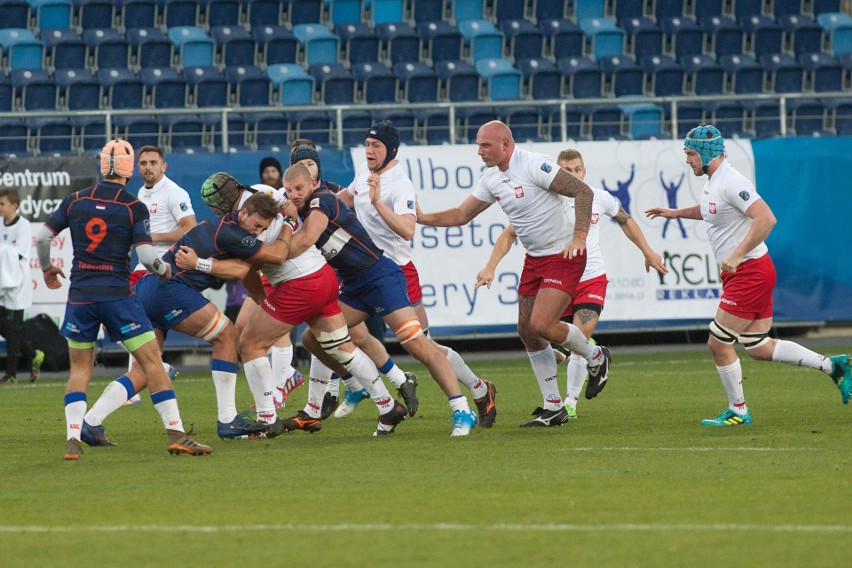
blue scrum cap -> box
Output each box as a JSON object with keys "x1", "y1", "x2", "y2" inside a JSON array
[{"x1": 684, "y1": 124, "x2": 724, "y2": 167}]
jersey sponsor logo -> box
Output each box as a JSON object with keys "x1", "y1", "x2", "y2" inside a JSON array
[
  {"x1": 320, "y1": 227, "x2": 353, "y2": 260},
  {"x1": 708, "y1": 202, "x2": 717, "y2": 214},
  {"x1": 591, "y1": 213, "x2": 600, "y2": 225},
  {"x1": 588, "y1": 293, "x2": 604, "y2": 301},
  {"x1": 541, "y1": 162, "x2": 552, "y2": 173},
  {"x1": 501, "y1": 178, "x2": 511, "y2": 183},
  {"x1": 514, "y1": 185, "x2": 524, "y2": 198},
  {"x1": 64, "y1": 322, "x2": 80, "y2": 333},
  {"x1": 543, "y1": 278, "x2": 563, "y2": 285},
  {"x1": 180, "y1": 202, "x2": 188, "y2": 211},
  {"x1": 721, "y1": 297, "x2": 738, "y2": 306},
  {"x1": 738, "y1": 190, "x2": 750, "y2": 201},
  {"x1": 310, "y1": 198, "x2": 320, "y2": 208},
  {"x1": 241, "y1": 235, "x2": 257, "y2": 247},
  {"x1": 164, "y1": 309, "x2": 184, "y2": 321},
  {"x1": 119, "y1": 322, "x2": 143, "y2": 334}
]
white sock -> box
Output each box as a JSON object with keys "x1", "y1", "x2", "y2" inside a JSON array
[
  {"x1": 446, "y1": 347, "x2": 485, "y2": 397},
  {"x1": 85, "y1": 381, "x2": 129, "y2": 427},
  {"x1": 211, "y1": 369, "x2": 238, "y2": 423},
  {"x1": 381, "y1": 359, "x2": 407, "y2": 388},
  {"x1": 527, "y1": 346, "x2": 563, "y2": 411},
  {"x1": 344, "y1": 350, "x2": 394, "y2": 414},
  {"x1": 310, "y1": 356, "x2": 336, "y2": 396},
  {"x1": 243, "y1": 357, "x2": 277, "y2": 423},
  {"x1": 449, "y1": 394, "x2": 470, "y2": 412},
  {"x1": 269, "y1": 344, "x2": 295, "y2": 387},
  {"x1": 304, "y1": 367, "x2": 329, "y2": 419},
  {"x1": 771, "y1": 340, "x2": 833, "y2": 373},
  {"x1": 64, "y1": 394, "x2": 87, "y2": 441},
  {"x1": 566, "y1": 353, "x2": 587, "y2": 409},
  {"x1": 717, "y1": 359, "x2": 747, "y2": 414},
  {"x1": 559, "y1": 323, "x2": 598, "y2": 361},
  {"x1": 152, "y1": 391, "x2": 183, "y2": 432}
]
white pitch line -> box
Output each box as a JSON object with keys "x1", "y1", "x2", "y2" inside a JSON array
[
  {"x1": 562, "y1": 447, "x2": 815, "y2": 452},
  {"x1": 0, "y1": 523, "x2": 849, "y2": 533}
]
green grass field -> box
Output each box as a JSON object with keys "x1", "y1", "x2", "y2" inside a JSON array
[{"x1": 2, "y1": 344, "x2": 850, "y2": 567}]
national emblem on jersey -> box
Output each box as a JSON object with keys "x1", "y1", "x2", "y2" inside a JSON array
[
  {"x1": 310, "y1": 197, "x2": 320, "y2": 208},
  {"x1": 709, "y1": 202, "x2": 717, "y2": 214},
  {"x1": 242, "y1": 235, "x2": 256, "y2": 247},
  {"x1": 541, "y1": 161, "x2": 552, "y2": 173},
  {"x1": 150, "y1": 203, "x2": 158, "y2": 213},
  {"x1": 738, "y1": 190, "x2": 751, "y2": 201},
  {"x1": 591, "y1": 213, "x2": 600, "y2": 225},
  {"x1": 180, "y1": 202, "x2": 188, "y2": 211},
  {"x1": 514, "y1": 185, "x2": 524, "y2": 198}
]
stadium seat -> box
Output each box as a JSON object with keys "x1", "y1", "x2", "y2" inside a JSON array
[
  {"x1": 0, "y1": 118, "x2": 29, "y2": 154},
  {"x1": 534, "y1": 0, "x2": 567, "y2": 21},
  {"x1": 247, "y1": 0, "x2": 282, "y2": 28},
  {"x1": 503, "y1": 106, "x2": 543, "y2": 141},
  {"x1": 417, "y1": 21, "x2": 464, "y2": 64},
  {"x1": 641, "y1": 54, "x2": 686, "y2": 96},
  {"x1": 415, "y1": 108, "x2": 450, "y2": 145},
  {"x1": 168, "y1": 26, "x2": 215, "y2": 69},
  {"x1": 598, "y1": 55, "x2": 644, "y2": 97},
  {"x1": 75, "y1": 1, "x2": 115, "y2": 30},
  {"x1": 456, "y1": 106, "x2": 498, "y2": 143},
  {"x1": 516, "y1": 57, "x2": 562, "y2": 100},
  {"x1": 183, "y1": 65, "x2": 228, "y2": 107},
  {"x1": 308, "y1": 62, "x2": 355, "y2": 104},
  {"x1": 113, "y1": 114, "x2": 161, "y2": 148},
  {"x1": 117, "y1": 0, "x2": 157, "y2": 31},
  {"x1": 266, "y1": 63, "x2": 314, "y2": 105},
  {"x1": 771, "y1": 0, "x2": 803, "y2": 18},
  {"x1": 778, "y1": 14, "x2": 824, "y2": 57},
  {"x1": 127, "y1": 27, "x2": 172, "y2": 69},
  {"x1": 161, "y1": 114, "x2": 206, "y2": 152},
  {"x1": 0, "y1": 75, "x2": 13, "y2": 112},
  {"x1": 374, "y1": 109, "x2": 416, "y2": 144},
  {"x1": 557, "y1": 55, "x2": 603, "y2": 98},
  {"x1": 335, "y1": 23, "x2": 380, "y2": 64},
  {"x1": 163, "y1": 0, "x2": 199, "y2": 28},
  {"x1": 653, "y1": 0, "x2": 685, "y2": 20},
  {"x1": 393, "y1": 61, "x2": 439, "y2": 102},
  {"x1": 458, "y1": 19, "x2": 504, "y2": 62},
  {"x1": 205, "y1": 0, "x2": 241, "y2": 29},
  {"x1": 574, "y1": 0, "x2": 606, "y2": 20},
  {"x1": 292, "y1": 23, "x2": 339, "y2": 66},
  {"x1": 224, "y1": 64, "x2": 271, "y2": 106},
  {"x1": 10, "y1": 69, "x2": 56, "y2": 111},
  {"x1": 71, "y1": 115, "x2": 105, "y2": 150},
  {"x1": 740, "y1": 14, "x2": 784, "y2": 57},
  {"x1": 369, "y1": 0, "x2": 405, "y2": 25},
  {"x1": 411, "y1": 0, "x2": 445, "y2": 24},
  {"x1": 140, "y1": 66, "x2": 187, "y2": 108},
  {"x1": 544, "y1": 104, "x2": 585, "y2": 141},
  {"x1": 620, "y1": 17, "x2": 663, "y2": 60},
  {"x1": 211, "y1": 25, "x2": 256, "y2": 68},
  {"x1": 579, "y1": 17, "x2": 626, "y2": 60},
  {"x1": 434, "y1": 59, "x2": 480, "y2": 101},
  {"x1": 42, "y1": 28, "x2": 86, "y2": 70},
  {"x1": 613, "y1": 0, "x2": 646, "y2": 21},
  {"x1": 704, "y1": 100, "x2": 747, "y2": 136},
  {"x1": 812, "y1": 0, "x2": 842, "y2": 15},
  {"x1": 286, "y1": 111, "x2": 332, "y2": 145},
  {"x1": 660, "y1": 16, "x2": 704, "y2": 59},
  {"x1": 253, "y1": 25, "x2": 298, "y2": 66},
  {"x1": 83, "y1": 28, "x2": 130, "y2": 71},
  {"x1": 493, "y1": 0, "x2": 525, "y2": 24},
  {"x1": 818, "y1": 12, "x2": 852, "y2": 55},
  {"x1": 836, "y1": 51, "x2": 852, "y2": 84},
  {"x1": 681, "y1": 54, "x2": 725, "y2": 95},
  {"x1": 668, "y1": 101, "x2": 704, "y2": 138},
  {"x1": 829, "y1": 99, "x2": 852, "y2": 135},
  {"x1": 539, "y1": 19, "x2": 584, "y2": 60},
  {"x1": 30, "y1": 117, "x2": 73, "y2": 155},
  {"x1": 329, "y1": 0, "x2": 363, "y2": 25},
  {"x1": 760, "y1": 52, "x2": 804, "y2": 93},
  {"x1": 799, "y1": 52, "x2": 843, "y2": 92},
  {"x1": 31, "y1": 0, "x2": 72, "y2": 32},
  {"x1": 732, "y1": 0, "x2": 764, "y2": 19},
  {"x1": 339, "y1": 110, "x2": 373, "y2": 145},
  {"x1": 450, "y1": 0, "x2": 484, "y2": 24},
  {"x1": 97, "y1": 67, "x2": 143, "y2": 108},
  {"x1": 287, "y1": 0, "x2": 322, "y2": 26},
  {"x1": 719, "y1": 53, "x2": 764, "y2": 94},
  {"x1": 743, "y1": 99, "x2": 782, "y2": 138},
  {"x1": 55, "y1": 67, "x2": 98, "y2": 110},
  {"x1": 500, "y1": 19, "x2": 545, "y2": 61},
  {"x1": 351, "y1": 61, "x2": 397, "y2": 103},
  {"x1": 692, "y1": 0, "x2": 724, "y2": 20},
  {"x1": 207, "y1": 112, "x2": 249, "y2": 152},
  {"x1": 701, "y1": 15, "x2": 745, "y2": 58},
  {"x1": 586, "y1": 104, "x2": 625, "y2": 140},
  {"x1": 378, "y1": 23, "x2": 420, "y2": 65},
  {"x1": 619, "y1": 100, "x2": 664, "y2": 139},
  {"x1": 0, "y1": 29, "x2": 44, "y2": 71},
  {"x1": 788, "y1": 98, "x2": 829, "y2": 135},
  {"x1": 249, "y1": 111, "x2": 289, "y2": 149},
  {"x1": 475, "y1": 58, "x2": 522, "y2": 100},
  {"x1": 2, "y1": 1, "x2": 31, "y2": 29}
]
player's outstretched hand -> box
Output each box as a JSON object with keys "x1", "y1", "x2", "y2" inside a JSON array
[
  {"x1": 42, "y1": 266, "x2": 65, "y2": 289},
  {"x1": 475, "y1": 265, "x2": 496, "y2": 290},
  {"x1": 175, "y1": 245, "x2": 199, "y2": 271},
  {"x1": 646, "y1": 251, "x2": 669, "y2": 275},
  {"x1": 645, "y1": 207, "x2": 676, "y2": 219}
]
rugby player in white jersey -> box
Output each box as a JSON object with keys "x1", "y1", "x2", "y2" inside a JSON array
[
  {"x1": 416, "y1": 121, "x2": 612, "y2": 427},
  {"x1": 646, "y1": 124, "x2": 851, "y2": 425},
  {"x1": 477, "y1": 148, "x2": 668, "y2": 418}
]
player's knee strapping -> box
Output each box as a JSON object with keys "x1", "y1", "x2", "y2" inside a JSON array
[
  {"x1": 709, "y1": 319, "x2": 738, "y2": 345},
  {"x1": 317, "y1": 327, "x2": 354, "y2": 365},
  {"x1": 196, "y1": 311, "x2": 229, "y2": 342},
  {"x1": 740, "y1": 331, "x2": 770, "y2": 350},
  {"x1": 393, "y1": 318, "x2": 423, "y2": 344}
]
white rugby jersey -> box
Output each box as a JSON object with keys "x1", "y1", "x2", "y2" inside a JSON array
[
  {"x1": 698, "y1": 160, "x2": 768, "y2": 264},
  {"x1": 135, "y1": 175, "x2": 195, "y2": 269},
  {"x1": 473, "y1": 147, "x2": 571, "y2": 257},
  {"x1": 566, "y1": 187, "x2": 621, "y2": 281},
  {"x1": 0, "y1": 215, "x2": 33, "y2": 309},
  {"x1": 348, "y1": 162, "x2": 416, "y2": 265}
]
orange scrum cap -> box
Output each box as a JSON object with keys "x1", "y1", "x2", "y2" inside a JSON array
[{"x1": 100, "y1": 139, "x2": 135, "y2": 179}]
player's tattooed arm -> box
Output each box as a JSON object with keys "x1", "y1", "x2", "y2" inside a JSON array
[{"x1": 548, "y1": 168, "x2": 593, "y2": 235}]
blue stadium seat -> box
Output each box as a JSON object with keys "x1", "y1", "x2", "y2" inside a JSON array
[
  {"x1": 535, "y1": 0, "x2": 567, "y2": 21},
  {"x1": 836, "y1": 51, "x2": 852, "y2": 84},
  {"x1": 75, "y1": 0, "x2": 115, "y2": 30},
  {"x1": 586, "y1": 104, "x2": 625, "y2": 140},
  {"x1": 493, "y1": 0, "x2": 525, "y2": 24},
  {"x1": 2, "y1": 1, "x2": 31, "y2": 29},
  {"x1": 161, "y1": 114, "x2": 206, "y2": 152},
  {"x1": 778, "y1": 14, "x2": 823, "y2": 57},
  {"x1": 308, "y1": 62, "x2": 355, "y2": 104},
  {"x1": 788, "y1": 98, "x2": 829, "y2": 135},
  {"x1": 211, "y1": 25, "x2": 256, "y2": 68},
  {"x1": 544, "y1": 104, "x2": 585, "y2": 141},
  {"x1": 30, "y1": 117, "x2": 73, "y2": 155},
  {"x1": 668, "y1": 102, "x2": 704, "y2": 137},
  {"x1": 619, "y1": 100, "x2": 664, "y2": 139},
  {"x1": 799, "y1": 52, "x2": 843, "y2": 92},
  {"x1": 598, "y1": 54, "x2": 644, "y2": 97},
  {"x1": 168, "y1": 26, "x2": 215, "y2": 68},
  {"x1": 117, "y1": 0, "x2": 157, "y2": 31},
  {"x1": 293, "y1": 23, "x2": 339, "y2": 66},
  {"x1": 31, "y1": 0, "x2": 72, "y2": 31},
  {"x1": 475, "y1": 58, "x2": 522, "y2": 100},
  {"x1": 621, "y1": 16, "x2": 663, "y2": 60},
  {"x1": 434, "y1": 59, "x2": 480, "y2": 101},
  {"x1": 417, "y1": 21, "x2": 463, "y2": 64},
  {"x1": 83, "y1": 28, "x2": 130, "y2": 71},
  {"x1": 140, "y1": 66, "x2": 187, "y2": 108},
  {"x1": 0, "y1": 76, "x2": 10, "y2": 112},
  {"x1": 740, "y1": 14, "x2": 784, "y2": 57},
  {"x1": 719, "y1": 53, "x2": 764, "y2": 93},
  {"x1": 613, "y1": 0, "x2": 646, "y2": 21},
  {"x1": 641, "y1": 54, "x2": 686, "y2": 96},
  {"x1": 329, "y1": 0, "x2": 363, "y2": 25},
  {"x1": 206, "y1": 112, "x2": 249, "y2": 152},
  {"x1": 516, "y1": 57, "x2": 562, "y2": 100},
  {"x1": 818, "y1": 12, "x2": 852, "y2": 55},
  {"x1": 743, "y1": 99, "x2": 782, "y2": 138},
  {"x1": 692, "y1": 0, "x2": 724, "y2": 20},
  {"x1": 414, "y1": 108, "x2": 449, "y2": 144},
  {"x1": 579, "y1": 17, "x2": 626, "y2": 59},
  {"x1": 351, "y1": 61, "x2": 397, "y2": 103},
  {"x1": 732, "y1": 0, "x2": 764, "y2": 19},
  {"x1": 55, "y1": 67, "x2": 98, "y2": 110},
  {"x1": 335, "y1": 23, "x2": 380, "y2": 64},
  {"x1": 771, "y1": 0, "x2": 803, "y2": 18},
  {"x1": 224, "y1": 64, "x2": 271, "y2": 106},
  {"x1": 456, "y1": 106, "x2": 499, "y2": 143},
  {"x1": 829, "y1": 99, "x2": 852, "y2": 135},
  {"x1": 701, "y1": 15, "x2": 744, "y2": 57},
  {"x1": 0, "y1": 29, "x2": 44, "y2": 70},
  {"x1": 574, "y1": 0, "x2": 606, "y2": 20},
  {"x1": 0, "y1": 118, "x2": 29, "y2": 154},
  {"x1": 127, "y1": 27, "x2": 172, "y2": 69},
  {"x1": 704, "y1": 100, "x2": 747, "y2": 136},
  {"x1": 113, "y1": 114, "x2": 161, "y2": 148},
  {"x1": 813, "y1": 0, "x2": 841, "y2": 15},
  {"x1": 205, "y1": 0, "x2": 241, "y2": 28},
  {"x1": 374, "y1": 109, "x2": 416, "y2": 143},
  {"x1": 393, "y1": 61, "x2": 439, "y2": 102},
  {"x1": 249, "y1": 111, "x2": 289, "y2": 150},
  {"x1": 660, "y1": 16, "x2": 703, "y2": 59},
  {"x1": 339, "y1": 110, "x2": 373, "y2": 145},
  {"x1": 183, "y1": 65, "x2": 228, "y2": 107},
  {"x1": 378, "y1": 22, "x2": 420, "y2": 65},
  {"x1": 71, "y1": 115, "x2": 105, "y2": 150},
  {"x1": 163, "y1": 0, "x2": 199, "y2": 28},
  {"x1": 266, "y1": 63, "x2": 314, "y2": 105},
  {"x1": 287, "y1": 0, "x2": 322, "y2": 26},
  {"x1": 680, "y1": 53, "x2": 725, "y2": 94},
  {"x1": 371, "y1": 0, "x2": 404, "y2": 25},
  {"x1": 247, "y1": 0, "x2": 282, "y2": 28},
  {"x1": 97, "y1": 67, "x2": 143, "y2": 108},
  {"x1": 253, "y1": 25, "x2": 298, "y2": 66},
  {"x1": 653, "y1": 0, "x2": 685, "y2": 20},
  {"x1": 500, "y1": 19, "x2": 544, "y2": 61},
  {"x1": 450, "y1": 0, "x2": 483, "y2": 24},
  {"x1": 42, "y1": 28, "x2": 86, "y2": 70},
  {"x1": 503, "y1": 106, "x2": 543, "y2": 141},
  {"x1": 759, "y1": 52, "x2": 803, "y2": 92},
  {"x1": 11, "y1": 69, "x2": 57, "y2": 110},
  {"x1": 286, "y1": 111, "x2": 332, "y2": 144},
  {"x1": 557, "y1": 55, "x2": 602, "y2": 98},
  {"x1": 411, "y1": 0, "x2": 445, "y2": 24},
  {"x1": 458, "y1": 19, "x2": 504, "y2": 62},
  {"x1": 540, "y1": 18, "x2": 584, "y2": 60}
]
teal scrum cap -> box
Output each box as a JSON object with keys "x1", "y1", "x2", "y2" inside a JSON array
[{"x1": 684, "y1": 124, "x2": 724, "y2": 168}]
